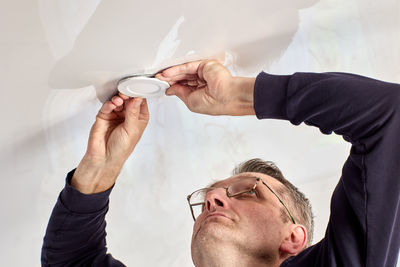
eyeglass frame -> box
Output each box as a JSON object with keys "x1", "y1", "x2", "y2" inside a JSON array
[{"x1": 186, "y1": 176, "x2": 296, "y2": 224}]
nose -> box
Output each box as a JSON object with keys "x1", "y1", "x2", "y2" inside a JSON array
[{"x1": 205, "y1": 188, "x2": 229, "y2": 212}]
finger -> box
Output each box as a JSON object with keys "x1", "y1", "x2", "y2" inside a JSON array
[
  {"x1": 166, "y1": 84, "x2": 196, "y2": 106},
  {"x1": 118, "y1": 92, "x2": 130, "y2": 100},
  {"x1": 155, "y1": 73, "x2": 168, "y2": 81},
  {"x1": 115, "y1": 104, "x2": 124, "y2": 112},
  {"x1": 99, "y1": 101, "x2": 117, "y2": 115},
  {"x1": 111, "y1": 95, "x2": 124, "y2": 106},
  {"x1": 169, "y1": 73, "x2": 199, "y2": 82},
  {"x1": 157, "y1": 73, "x2": 199, "y2": 84},
  {"x1": 139, "y1": 98, "x2": 149, "y2": 121},
  {"x1": 124, "y1": 97, "x2": 143, "y2": 132},
  {"x1": 163, "y1": 73, "x2": 199, "y2": 81},
  {"x1": 161, "y1": 60, "x2": 203, "y2": 78},
  {"x1": 110, "y1": 95, "x2": 125, "y2": 113},
  {"x1": 198, "y1": 60, "x2": 221, "y2": 82},
  {"x1": 187, "y1": 80, "x2": 201, "y2": 86}
]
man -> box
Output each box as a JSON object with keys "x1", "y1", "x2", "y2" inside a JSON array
[{"x1": 42, "y1": 60, "x2": 400, "y2": 266}]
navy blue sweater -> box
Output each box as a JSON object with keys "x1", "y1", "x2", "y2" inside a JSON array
[{"x1": 42, "y1": 72, "x2": 400, "y2": 266}]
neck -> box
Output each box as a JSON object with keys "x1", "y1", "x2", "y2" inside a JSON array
[{"x1": 193, "y1": 242, "x2": 281, "y2": 267}]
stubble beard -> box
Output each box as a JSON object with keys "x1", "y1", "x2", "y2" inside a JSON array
[
  {"x1": 191, "y1": 219, "x2": 277, "y2": 267},
  {"x1": 191, "y1": 219, "x2": 243, "y2": 265}
]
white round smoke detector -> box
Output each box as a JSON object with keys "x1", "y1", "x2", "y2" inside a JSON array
[{"x1": 117, "y1": 75, "x2": 170, "y2": 98}]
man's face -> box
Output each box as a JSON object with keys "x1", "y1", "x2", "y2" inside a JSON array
[{"x1": 191, "y1": 172, "x2": 291, "y2": 261}]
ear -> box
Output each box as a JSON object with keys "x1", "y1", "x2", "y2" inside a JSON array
[{"x1": 279, "y1": 224, "x2": 307, "y2": 256}]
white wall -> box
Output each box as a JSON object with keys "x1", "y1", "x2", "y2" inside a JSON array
[{"x1": 0, "y1": 0, "x2": 399, "y2": 266}]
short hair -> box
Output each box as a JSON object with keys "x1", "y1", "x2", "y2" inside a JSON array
[{"x1": 232, "y1": 158, "x2": 314, "y2": 247}]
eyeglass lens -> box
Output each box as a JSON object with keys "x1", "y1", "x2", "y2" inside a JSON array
[{"x1": 189, "y1": 177, "x2": 257, "y2": 219}]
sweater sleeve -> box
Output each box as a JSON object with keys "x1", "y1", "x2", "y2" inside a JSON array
[
  {"x1": 254, "y1": 72, "x2": 400, "y2": 267},
  {"x1": 41, "y1": 169, "x2": 125, "y2": 267}
]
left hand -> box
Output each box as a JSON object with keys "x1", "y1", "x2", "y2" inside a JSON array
[{"x1": 156, "y1": 60, "x2": 255, "y2": 116}]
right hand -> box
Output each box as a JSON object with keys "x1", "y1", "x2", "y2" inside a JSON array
[
  {"x1": 72, "y1": 95, "x2": 149, "y2": 194},
  {"x1": 156, "y1": 60, "x2": 256, "y2": 116}
]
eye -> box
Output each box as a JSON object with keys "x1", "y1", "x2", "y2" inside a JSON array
[
  {"x1": 239, "y1": 189, "x2": 258, "y2": 198},
  {"x1": 247, "y1": 189, "x2": 257, "y2": 196}
]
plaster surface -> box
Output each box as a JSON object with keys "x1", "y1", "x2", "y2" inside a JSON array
[{"x1": 0, "y1": 0, "x2": 399, "y2": 266}]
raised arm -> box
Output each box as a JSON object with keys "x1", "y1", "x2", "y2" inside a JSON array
[
  {"x1": 41, "y1": 96, "x2": 149, "y2": 266},
  {"x1": 254, "y1": 72, "x2": 400, "y2": 267},
  {"x1": 159, "y1": 61, "x2": 400, "y2": 266}
]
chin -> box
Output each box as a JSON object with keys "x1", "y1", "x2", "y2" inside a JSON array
[
  {"x1": 191, "y1": 226, "x2": 231, "y2": 262},
  {"x1": 193, "y1": 219, "x2": 236, "y2": 247}
]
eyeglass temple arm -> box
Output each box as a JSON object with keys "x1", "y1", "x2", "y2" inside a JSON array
[{"x1": 260, "y1": 180, "x2": 296, "y2": 224}]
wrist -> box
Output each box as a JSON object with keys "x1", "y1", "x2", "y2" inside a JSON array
[
  {"x1": 71, "y1": 155, "x2": 122, "y2": 194},
  {"x1": 229, "y1": 77, "x2": 256, "y2": 116}
]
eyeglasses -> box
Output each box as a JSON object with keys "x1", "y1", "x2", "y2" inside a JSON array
[{"x1": 186, "y1": 176, "x2": 296, "y2": 224}]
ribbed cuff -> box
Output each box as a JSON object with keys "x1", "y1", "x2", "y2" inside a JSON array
[
  {"x1": 254, "y1": 72, "x2": 290, "y2": 120},
  {"x1": 60, "y1": 169, "x2": 114, "y2": 213}
]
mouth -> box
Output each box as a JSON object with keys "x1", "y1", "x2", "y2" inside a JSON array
[
  {"x1": 205, "y1": 212, "x2": 230, "y2": 221},
  {"x1": 192, "y1": 212, "x2": 234, "y2": 240}
]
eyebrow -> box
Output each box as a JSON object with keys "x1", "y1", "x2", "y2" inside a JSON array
[{"x1": 208, "y1": 175, "x2": 261, "y2": 188}]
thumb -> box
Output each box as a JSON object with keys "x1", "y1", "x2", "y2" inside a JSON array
[
  {"x1": 124, "y1": 97, "x2": 143, "y2": 133},
  {"x1": 166, "y1": 83, "x2": 194, "y2": 107}
]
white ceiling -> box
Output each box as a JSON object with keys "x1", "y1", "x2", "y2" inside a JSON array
[{"x1": 0, "y1": 0, "x2": 399, "y2": 266}]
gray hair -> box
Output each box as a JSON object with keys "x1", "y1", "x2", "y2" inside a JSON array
[{"x1": 232, "y1": 158, "x2": 314, "y2": 247}]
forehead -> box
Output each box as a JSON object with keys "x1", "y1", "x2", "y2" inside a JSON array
[{"x1": 210, "y1": 172, "x2": 282, "y2": 191}]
